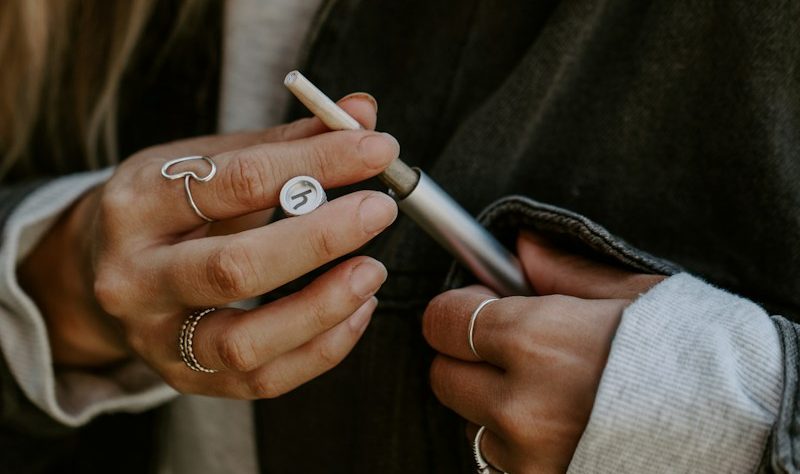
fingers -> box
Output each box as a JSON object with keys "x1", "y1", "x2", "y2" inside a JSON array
[
  {"x1": 334, "y1": 92, "x2": 379, "y2": 130},
  {"x1": 158, "y1": 191, "x2": 397, "y2": 308},
  {"x1": 423, "y1": 286, "x2": 513, "y2": 367},
  {"x1": 190, "y1": 257, "x2": 385, "y2": 372},
  {"x1": 430, "y1": 355, "x2": 504, "y2": 428},
  {"x1": 241, "y1": 296, "x2": 376, "y2": 399},
  {"x1": 163, "y1": 297, "x2": 376, "y2": 399},
  {"x1": 517, "y1": 231, "x2": 666, "y2": 299},
  {"x1": 147, "y1": 128, "x2": 399, "y2": 231}
]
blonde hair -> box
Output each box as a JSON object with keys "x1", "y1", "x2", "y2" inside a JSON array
[{"x1": 0, "y1": 0, "x2": 201, "y2": 179}]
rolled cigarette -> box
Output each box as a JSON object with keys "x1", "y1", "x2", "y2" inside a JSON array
[{"x1": 284, "y1": 71, "x2": 418, "y2": 198}]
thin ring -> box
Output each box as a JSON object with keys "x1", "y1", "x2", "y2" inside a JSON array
[
  {"x1": 161, "y1": 155, "x2": 217, "y2": 222},
  {"x1": 468, "y1": 297, "x2": 499, "y2": 360},
  {"x1": 473, "y1": 426, "x2": 507, "y2": 474},
  {"x1": 178, "y1": 308, "x2": 218, "y2": 373}
]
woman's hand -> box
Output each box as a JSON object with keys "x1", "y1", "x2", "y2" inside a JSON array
[
  {"x1": 422, "y1": 232, "x2": 665, "y2": 473},
  {"x1": 19, "y1": 95, "x2": 400, "y2": 399}
]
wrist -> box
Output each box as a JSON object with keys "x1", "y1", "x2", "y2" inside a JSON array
[{"x1": 18, "y1": 186, "x2": 130, "y2": 367}]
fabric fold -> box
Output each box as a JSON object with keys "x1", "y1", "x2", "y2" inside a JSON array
[
  {"x1": 0, "y1": 169, "x2": 177, "y2": 428},
  {"x1": 569, "y1": 273, "x2": 783, "y2": 473}
]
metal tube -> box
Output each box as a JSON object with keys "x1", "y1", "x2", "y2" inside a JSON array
[{"x1": 397, "y1": 170, "x2": 532, "y2": 296}]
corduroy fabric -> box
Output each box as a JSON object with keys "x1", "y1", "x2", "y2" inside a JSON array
[{"x1": 257, "y1": 0, "x2": 800, "y2": 472}]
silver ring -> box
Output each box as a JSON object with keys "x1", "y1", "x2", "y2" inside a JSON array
[
  {"x1": 161, "y1": 155, "x2": 217, "y2": 222},
  {"x1": 178, "y1": 308, "x2": 219, "y2": 373},
  {"x1": 473, "y1": 426, "x2": 507, "y2": 474},
  {"x1": 468, "y1": 297, "x2": 498, "y2": 360}
]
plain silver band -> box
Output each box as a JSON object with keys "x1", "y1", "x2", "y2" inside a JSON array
[
  {"x1": 473, "y1": 426, "x2": 507, "y2": 474},
  {"x1": 179, "y1": 308, "x2": 219, "y2": 373},
  {"x1": 468, "y1": 297, "x2": 499, "y2": 360},
  {"x1": 183, "y1": 175, "x2": 214, "y2": 222}
]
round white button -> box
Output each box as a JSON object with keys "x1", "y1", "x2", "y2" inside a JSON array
[{"x1": 280, "y1": 176, "x2": 327, "y2": 216}]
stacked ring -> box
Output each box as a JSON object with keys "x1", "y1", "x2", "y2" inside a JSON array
[
  {"x1": 473, "y1": 426, "x2": 507, "y2": 474},
  {"x1": 178, "y1": 308, "x2": 218, "y2": 373}
]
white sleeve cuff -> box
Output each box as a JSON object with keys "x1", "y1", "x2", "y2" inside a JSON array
[
  {"x1": 0, "y1": 169, "x2": 177, "y2": 427},
  {"x1": 568, "y1": 273, "x2": 783, "y2": 473}
]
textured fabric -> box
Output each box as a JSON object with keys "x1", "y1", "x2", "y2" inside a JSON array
[
  {"x1": 257, "y1": 0, "x2": 800, "y2": 472},
  {"x1": 218, "y1": 0, "x2": 324, "y2": 133},
  {"x1": 569, "y1": 273, "x2": 783, "y2": 472},
  {"x1": 0, "y1": 169, "x2": 178, "y2": 428},
  {"x1": 0, "y1": 181, "x2": 49, "y2": 231},
  {"x1": 156, "y1": 396, "x2": 259, "y2": 474},
  {"x1": 771, "y1": 316, "x2": 800, "y2": 473}
]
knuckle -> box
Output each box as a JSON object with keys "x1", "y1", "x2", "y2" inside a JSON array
[
  {"x1": 303, "y1": 297, "x2": 331, "y2": 333},
  {"x1": 421, "y1": 290, "x2": 461, "y2": 341},
  {"x1": 272, "y1": 122, "x2": 294, "y2": 143},
  {"x1": 273, "y1": 117, "x2": 310, "y2": 143},
  {"x1": 421, "y1": 300, "x2": 443, "y2": 343},
  {"x1": 491, "y1": 400, "x2": 528, "y2": 442},
  {"x1": 624, "y1": 273, "x2": 665, "y2": 295},
  {"x1": 420, "y1": 310, "x2": 436, "y2": 343},
  {"x1": 216, "y1": 326, "x2": 259, "y2": 372},
  {"x1": 125, "y1": 329, "x2": 149, "y2": 356},
  {"x1": 541, "y1": 293, "x2": 574, "y2": 307},
  {"x1": 424, "y1": 291, "x2": 449, "y2": 316},
  {"x1": 248, "y1": 374, "x2": 283, "y2": 399},
  {"x1": 428, "y1": 357, "x2": 451, "y2": 402},
  {"x1": 316, "y1": 338, "x2": 345, "y2": 368},
  {"x1": 160, "y1": 372, "x2": 184, "y2": 392},
  {"x1": 227, "y1": 154, "x2": 272, "y2": 207},
  {"x1": 93, "y1": 267, "x2": 128, "y2": 316},
  {"x1": 98, "y1": 185, "x2": 133, "y2": 223},
  {"x1": 306, "y1": 137, "x2": 340, "y2": 182},
  {"x1": 508, "y1": 328, "x2": 537, "y2": 361},
  {"x1": 307, "y1": 225, "x2": 340, "y2": 261},
  {"x1": 206, "y1": 244, "x2": 253, "y2": 299},
  {"x1": 424, "y1": 290, "x2": 456, "y2": 317}
]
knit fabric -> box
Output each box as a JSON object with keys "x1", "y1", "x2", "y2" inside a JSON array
[
  {"x1": 570, "y1": 273, "x2": 783, "y2": 472},
  {"x1": 0, "y1": 169, "x2": 177, "y2": 428}
]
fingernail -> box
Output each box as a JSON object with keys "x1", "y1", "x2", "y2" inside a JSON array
[
  {"x1": 350, "y1": 261, "x2": 387, "y2": 298},
  {"x1": 359, "y1": 193, "x2": 397, "y2": 234},
  {"x1": 359, "y1": 132, "x2": 400, "y2": 169},
  {"x1": 348, "y1": 297, "x2": 377, "y2": 331},
  {"x1": 340, "y1": 92, "x2": 378, "y2": 113}
]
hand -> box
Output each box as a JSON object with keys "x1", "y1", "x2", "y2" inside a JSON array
[
  {"x1": 422, "y1": 231, "x2": 665, "y2": 473},
  {"x1": 19, "y1": 94, "x2": 400, "y2": 399}
]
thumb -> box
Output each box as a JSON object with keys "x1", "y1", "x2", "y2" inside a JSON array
[{"x1": 517, "y1": 231, "x2": 664, "y2": 300}]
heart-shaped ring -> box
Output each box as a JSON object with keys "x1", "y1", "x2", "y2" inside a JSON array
[
  {"x1": 161, "y1": 155, "x2": 217, "y2": 182},
  {"x1": 161, "y1": 155, "x2": 217, "y2": 222}
]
